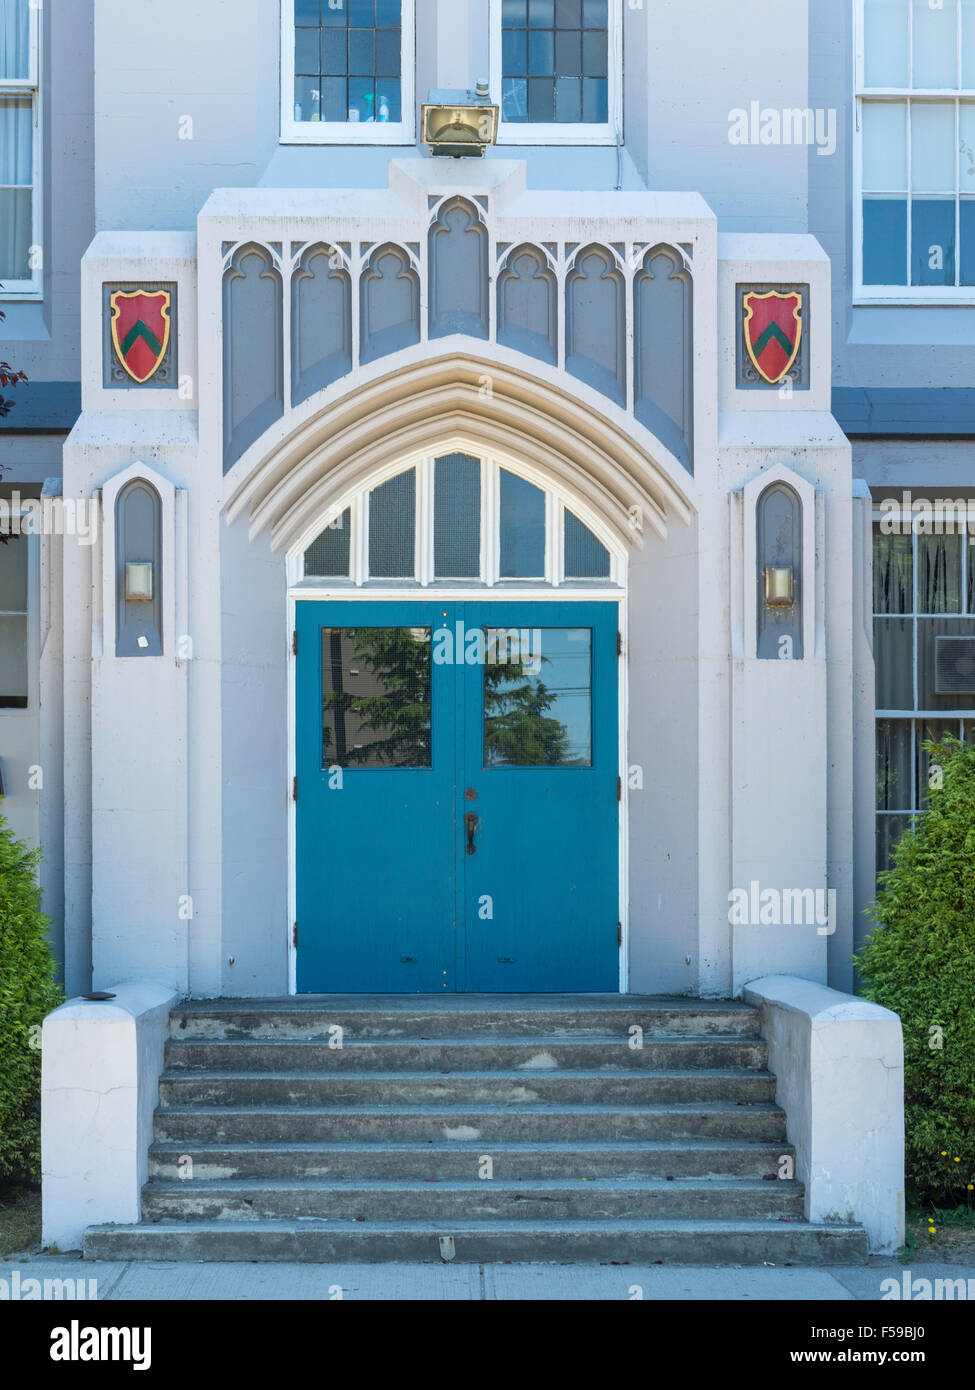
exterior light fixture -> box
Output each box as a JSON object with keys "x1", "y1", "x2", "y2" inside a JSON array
[
  {"x1": 421, "y1": 81, "x2": 499, "y2": 157},
  {"x1": 764, "y1": 565, "x2": 795, "y2": 608},
  {"x1": 124, "y1": 561, "x2": 153, "y2": 603}
]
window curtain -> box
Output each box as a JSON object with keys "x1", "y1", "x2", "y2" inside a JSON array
[
  {"x1": 0, "y1": 0, "x2": 30, "y2": 79},
  {"x1": 0, "y1": 97, "x2": 32, "y2": 280}
]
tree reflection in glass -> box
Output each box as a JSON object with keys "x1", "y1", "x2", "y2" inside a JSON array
[{"x1": 321, "y1": 626, "x2": 432, "y2": 767}]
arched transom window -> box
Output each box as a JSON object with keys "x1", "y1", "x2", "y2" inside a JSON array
[{"x1": 297, "y1": 453, "x2": 622, "y2": 587}]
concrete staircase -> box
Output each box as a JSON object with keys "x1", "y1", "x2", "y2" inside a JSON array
[{"x1": 82, "y1": 996, "x2": 869, "y2": 1263}]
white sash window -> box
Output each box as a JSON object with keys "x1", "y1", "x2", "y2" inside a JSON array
[{"x1": 0, "y1": 0, "x2": 40, "y2": 298}]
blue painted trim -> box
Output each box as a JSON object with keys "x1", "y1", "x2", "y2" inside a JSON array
[
  {"x1": 833, "y1": 387, "x2": 975, "y2": 436},
  {"x1": 0, "y1": 381, "x2": 81, "y2": 433}
]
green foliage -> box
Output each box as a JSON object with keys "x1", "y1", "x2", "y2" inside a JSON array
[
  {"x1": 857, "y1": 735, "x2": 975, "y2": 1205},
  {"x1": 0, "y1": 817, "x2": 62, "y2": 1182}
]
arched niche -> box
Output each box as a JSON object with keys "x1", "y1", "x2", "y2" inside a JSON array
[
  {"x1": 222, "y1": 243, "x2": 284, "y2": 473},
  {"x1": 428, "y1": 198, "x2": 489, "y2": 340},
  {"x1": 115, "y1": 478, "x2": 163, "y2": 658},
  {"x1": 291, "y1": 243, "x2": 352, "y2": 407},
  {"x1": 565, "y1": 244, "x2": 625, "y2": 406},
  {"x1": 634, "y1": 244, "x2": 694, "y2": 472},
  {"x1": 497, "y1": 244, "x2": 557, "y2": 365},
  {"x1": 359, "y1": 243, "x2": 421, "y2": 364}
]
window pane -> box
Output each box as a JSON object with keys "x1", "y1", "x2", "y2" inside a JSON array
[
  {"x1": 0, "y1": 614, "x2": 27, "y2": 707},
  {"x1": 583, "y1": 0, "x2": 608, "y2": 25},
  {"x1": 0, "y1": 185, "x2": 31, "y2": 281},
  {"x1": 321, "y1": 626, "x2": 431, "y2": 768},
  {"x1": 582, "y1": 77, "x2": 608, "y2": 122},
  {"x1": 434, "y1": 453, "x2": 481, "y2": 579},
  {"x1": 912, "y1": 0, "x2": 957, "y2": 87},
  {"x1": 918, "y1": 617, "x2": 975, "y2": 706},
  {"x1": 555, "y1": 76, "x2": 581, "y2": 120},
  {"x1": 964, "y1": 0, "x2": 975, "y2": 84},
  {"x1": 876, "y1": 718, "x2": 913, "y2": 808},
  {"x1": 912, "y1": 199, "x2": 956, "y2": 283},
  {"x1": 369, "y1": 470, "x2": 415, "y2": 578},
  {"x1": 865, "y1": 0, "x2": 910, "y2": 86},
  {"x1": 499, "y1": 471, "x2": 546, "y2": 578},
  {"x1": 528, "y1": 77, "x2": 556, "y2": 121},
  {"x1": 555, "y1": 29, "x2": 581, "y2": 75},
  {"x1": 911, "y1": 102, "x2": 956, "y2": 191},
  {"x1": 294, "y1": 76, "x2": 321, "y2": 122},
  {"x1": 529, "y1": 0, "x2": 555, "y2": 24},
  {"x1": 484, "y1": 627, "x2": 592, "y2": 767},
  {"x1": 874, "y1": 616, "x2": 914, "y2": 708},
  {"x1": 582, "y1": 30, "x2": 608, "y2": 77},
  {"x1": 862, "y1": 101, "x2": 907, "y2": 188},
  {"x1": 304, "y1": 509, "x2": 351, "y2": 578},
  {"x1": 0, "y1": 0, "x2": 29, "y2": 79},
  {"x1": 874, "y1": 528, "x2": 914, "y2": 613},
  {"x1": 0, "y1": 532, "x2": 28, "y2": 609},
  {"x1": 877, "y1": 812, "x2": 912, "y2": 872},
  {"x1": 295, "y1": 26, "x2": 321, "y2": 74},
  {"x1": 564, "y1": 510, "x2": 611, "y2": 579},
  {"x1": 556, "y1": 0, "x2": 582, "y2": 25},
  {"x1": 503, "y1": 28, "x2": 527, "y2": 76},
  {"x1": 529, "y1": 29, "x2": 554, "y2": 75},
  {"x1": 863, "y1": 197, "x2": 908, "y2": 282},
  {"x1": 918, "y1": 530, "x2": 962, "y2": 610},
  {"x1": 916, "y1": 718, "x2": 960, "y2": 806},
  {"x1": 502, "y1": 76, "x2": 528, "y2": 120}
]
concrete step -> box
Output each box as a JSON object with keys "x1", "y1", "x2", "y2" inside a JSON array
[
  {"x1": 163, "y1": 1034, "x2": 768, "y2": 1073},
  {"x1": 157, "y1": 1068, "x2": 777, "y2": 1108},
  {"x1": 148, "y1": 1138, "x2": 794, "y2": 1182},
  {"x1": 140, "y1": 1176, "x2": 805, "y2": 1223},
  {"x1": 169, "y1": 996, "x2": 762, "y2": 1042},
  {"x1": 83, "y1": 1217, "x2": 870, "y2": 1265},
  {"x1": 154, "y1": 1101, "x2": 789, "y2": 1145}
]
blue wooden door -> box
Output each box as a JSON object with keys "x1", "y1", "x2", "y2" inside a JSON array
[{"x1": 295, "y1": 600, "x2": 619, "y2": 992}]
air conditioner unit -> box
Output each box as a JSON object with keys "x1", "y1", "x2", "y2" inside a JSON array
[{"x1": 934, "y1": 635, "x2": 975, "y2": 694}]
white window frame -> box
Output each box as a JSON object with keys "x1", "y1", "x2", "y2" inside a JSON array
[
  {"x1": 854, "y1": 0, "x2": 975, "y2": 304},
  {"x1": 0, "y1": 0, "x2": 41, "y2": 300},
  {"x1": 280, "y1": 0, "x2": 416, "y2": 145},
  {"x1": 291, "y1": 450, "x2": 625, "y2": 589},
  {"x1": 489, "y1": 0, "x2": 622, "y2": 147}
]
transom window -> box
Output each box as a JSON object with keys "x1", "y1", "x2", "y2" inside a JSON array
[
  {"x1": 0, "y1": 0, "x2": 40, "y2": 297},
  {"x1": 298, "y1": 453, "x2": 619, "y2": 586},
  {"x1": 282, "y1": 0, "x2": 415, "y2": 143},
  {"x1": 857, "y1": 0, "x2": 975, "y2": 299},
  {"x1": 873, "y1": 509, "x2": 975, "y2": 872},
  {"x1": 491, "y1": 0, "x2": 620, "y2": 144}
]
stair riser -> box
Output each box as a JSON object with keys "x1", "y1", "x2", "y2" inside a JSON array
[
  {"x1": 154, "y1": 1110, "x2": 788, "y2": 1144},
  {"x1": 141, "y1": 1187, "x2": 804, "y2": 1222},
  {"x1": 83, "y1": 1226, "x2": 869, "y2": 1265},
  {"x1": 170, "y1": 1008, "x2": 761, "y2": 1042},
  {"x1": 164, "y1": 1040, "x2": 768, "y2": 1071},
  {"x1": 158, "y1": 1075, "x2": 777, "y2": 1106},
  {"x1": 148, "y1": 1146, "x2": 793, "y2": 1182}
]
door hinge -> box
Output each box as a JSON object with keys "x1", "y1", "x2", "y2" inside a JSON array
[
  {"x1": 617, "y1": 921, "x2": 623, "y2": 947},
  {"x1": 293, "y1": 776, "x2": 298, "y2": 802},
  {"x1": 292, "y1": 629, "x2": 298, "y2": 657},
  {"x1": 293, "y1": 922, "x2": 298, "y2": 949},
  {"x1": 617, "y1": 775, "x2": 622, "y2": 802},
  {"x1": 617, "y1": 630, "x2": 623, "y2": 657}
]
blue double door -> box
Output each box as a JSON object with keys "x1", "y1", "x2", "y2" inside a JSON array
[{"x1": 296, "y1": 600, "x2": 620, "y2": 993}]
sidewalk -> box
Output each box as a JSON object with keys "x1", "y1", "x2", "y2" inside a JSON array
[{"x1": 3, "y1": 1253, "x2": 974, "y2": 1300}]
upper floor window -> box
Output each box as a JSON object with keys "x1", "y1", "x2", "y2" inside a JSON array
[
  {"x1": 0, "y1": 0, "x2": 40, "y2": 298},
  {"x1": 857, "y1": 0, "x2": 975, "y2": 301},
  {"x1": 491, "y1": 0, "x2": 621, "y2": 144},
  {"x1": 282, "y1": 0, "x2": 415, "y2": 144}
]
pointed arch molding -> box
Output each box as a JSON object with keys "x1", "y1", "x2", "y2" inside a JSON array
[{"x1": 222, "y1": 353, "x2": 696, "y2": 554}]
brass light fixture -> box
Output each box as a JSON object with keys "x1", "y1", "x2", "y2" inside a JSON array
[
  {"x1": 764, "y1": 565, "x2": 795, "y2": 608},
  {"x1": 421, "y1": 81, "x2": 499, "y2": 158}
]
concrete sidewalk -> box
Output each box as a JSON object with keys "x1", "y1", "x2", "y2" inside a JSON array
[{"x1": 3, "y1": 1254, "x2": 974, "y2": 1300}]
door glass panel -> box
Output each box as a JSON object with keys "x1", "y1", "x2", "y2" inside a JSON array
[
  {"x1": 499, "y1": 469, "x2": 546, "y2": 578},
  {"x1": 434, "y1": 453, "x2": 481, "y2": 578},
  {"x1": 304, "y1": 508, "x2": 351, "y2": 578},
  {"x1": 483, "y1": 626, "x2": 592, "y2": 767},
  {"x1": 321, "y1": 626, "x2": 431, "y2": 767},
  {"x1": 369, "y1": 470, "x2": 415, "y2": 578},
  {"x1": 564, "y1": 510, "x2": 610, "y2": 578}
]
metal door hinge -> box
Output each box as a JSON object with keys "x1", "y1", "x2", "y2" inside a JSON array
[
  {"x1": 617, "y1": 631, "x2": 623, "y2": 657},
  {"x1": 293, "y1": 922, "x2": 298, "y2": 949},
  {"x1": 292, "y1": 630, "x2": 298, "y2": 657},
  {"x1": 293, "y1": 776, "x2": 298, "y2": 802},
  {"x1": 617, "y1": 922, "x2": 623, "y2": 947},
  {"x1": 617, "y1": 775, "x2": 622, "y2": 802}
]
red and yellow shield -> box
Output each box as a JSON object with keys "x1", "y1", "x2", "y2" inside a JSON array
[
  {"x1": 742, "y1": 290, "x2": 803, "y2": 385},
  {"x1": 109, "y1": 289, "x2": 171, "y2": 384}
]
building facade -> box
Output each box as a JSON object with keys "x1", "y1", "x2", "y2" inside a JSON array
[{"x1": 0, "y1": 0, "x2": 971, "y2": 1006}]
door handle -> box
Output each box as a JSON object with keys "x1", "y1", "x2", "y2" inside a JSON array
[{"x1": 464, "y1": 811, "x2": 479, "y2": 855}]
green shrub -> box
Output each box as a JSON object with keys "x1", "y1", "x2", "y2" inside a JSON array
[
  {"x1": 857, "y1": 735, "x2": 975, "y2": 1205},
  {"x1": 0, "y1": 816, "x2": 62, "y2": 1182}
]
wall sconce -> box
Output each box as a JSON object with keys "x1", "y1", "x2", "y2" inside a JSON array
[
  {"x1": 124, "y1": 561, "x2": 154, "y2": 603},
  {"x1": 764, "y1": 565, "x2": 795, "y2": 608},
  {"x1": 421, "y1": 82, "x2": 499, "y2": 157}
]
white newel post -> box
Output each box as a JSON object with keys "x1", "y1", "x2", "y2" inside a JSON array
[{"x1": 41, "y1": 981, "x2": 177, "y2": 1251}]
